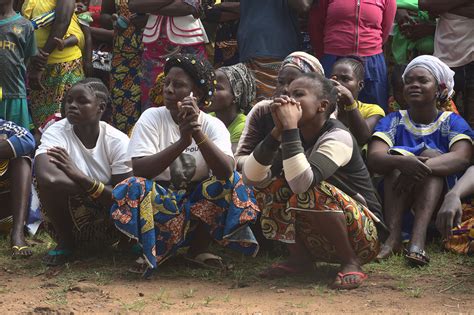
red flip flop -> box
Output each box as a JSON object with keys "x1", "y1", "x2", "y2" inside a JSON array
[{"x1": 331, "y1": 271, "x2": 368, "y2": 290}]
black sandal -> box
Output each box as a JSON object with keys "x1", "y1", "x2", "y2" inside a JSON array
[{"x1": 405, "y1": 245, "x2": 430, "y2": 267}]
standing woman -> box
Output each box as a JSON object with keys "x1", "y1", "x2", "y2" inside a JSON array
[
  {"x1": 308, "y1": 0, "x2": 396, "y2": 110},
  {"x1": 101, "y1": 0, "x2": 145, "y2": 134},
  {"x1": 129, "y1": 0, "x2": 209, "y2": 111},
  {"x1": 23, "y1": 0, "x2": 85, "y2": 128},
  {"x1": 111, "y1": 54, "x2": 259, "y2": 273},
  {"x1": 35, "y1": 79, "x2": 133, "y2": 266}
]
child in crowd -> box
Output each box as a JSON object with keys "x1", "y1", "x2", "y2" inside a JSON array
[
  {"x1": 0, "y1": 0, "x2": 36, "y2": 129},
  {"x1": 330, "y1": 57, "x2": 385, "y2": 146},
  {"x1": 206, "y1": 63, "x2": 256, "y2": 152}
]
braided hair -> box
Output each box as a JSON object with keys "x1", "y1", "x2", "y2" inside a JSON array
[
  {"x1": 75, "y1": 78, "x2": 112, "y2": 109},
  {"x1": 333, "y1": 57, "x2": 365, "y2": 81}
]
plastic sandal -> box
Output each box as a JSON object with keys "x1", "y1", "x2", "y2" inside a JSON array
[{"x1": 331, "y1": 271, "x2": 368, "y2": 290}]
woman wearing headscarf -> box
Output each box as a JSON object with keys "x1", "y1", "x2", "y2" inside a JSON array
[
  {"x1": 368, "y1": 55, "x2": 473, "y2": 266},
  {"x1": 235, "y1": 51, "x2": 324, "y2": 171},
  {"x1": 110, "y1": 54, "x2": 259, "y2": 275},
  {"x1": 242, "y1": 72, "x2": 383, "y2": 290},
  {"x1": 23, "y1": 0, "x2": 85, "y2": 128},
  {"x1": 206, "y1": 63, "x2": 256, "y2": 152}
]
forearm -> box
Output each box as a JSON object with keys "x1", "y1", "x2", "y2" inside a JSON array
[
  {"x1": 449, "y1": 4, "x2": 474, "y2": 18},
  {"x1": 82, "y1": 26, "x2": 93, "y2": 64},
  {"x1": 42, "y1": 1, "x2": 76, "y2": 54},
  {"x1": 242, "y1": 132, "x2": 280, "y2": 186},
  {"x1": 447, "y1": 166, "x2": 474, "y2": 199},
  {"x1": 217, "y1": 3, "x2": 239, "y2": 14},
  {"x1": 288, "y1": 0, "x2": 314, "y2": 15},
  {"x1": 128, "y1": 0, "x2": 174, "y2": 14},
  {"x1": 0, "y1": 142, "x2": 15, "y2": 159},
  {"x1": 132, "y1": 139, "x2": 188, "y2": 179},
  {"x1": 345, "y1": 110, "x2": 372, "y2": 145},
  {"x1": 194, "y1": 131, "x2": 233, "y2": 180},
  {"x1": 419, "y1": 0, "x2": 469, "y2": 14},
  {"x1": 157, "y1": 1, "x2": 196, "y2": 16},
  {"x1": 90, "y1": 27, "x2": 114, "y2": 43},
  {"x1": 425, "y1": 152, "x2": 470, "y2": 177},
  {"x1": 367, "y1": 152, "x2": 406, "y2": 174}
]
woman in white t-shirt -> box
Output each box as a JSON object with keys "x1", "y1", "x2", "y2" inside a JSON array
[
  {"x1": 111, "y1": 54, "x2": 259, "y2": 274},
  {"x1": 35, "y1": 78, "x2": 133, "y2": 266}
]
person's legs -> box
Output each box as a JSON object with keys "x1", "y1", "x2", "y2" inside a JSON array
[
  {"x1": 37, "y1": 182, "x2": 75, "y2": 256},
  {"x1": 9, "y1": 157, "x2": 33, "y2": 257},
  {"x1": 461, "y1": 62, "x2": 474, "y2": 128},
  {"x1": 377, "y1": 169, "x2": 412, "y2": 259},
  {"x1": 406, "y1": 150, "x2": 444, "y2": 264}
]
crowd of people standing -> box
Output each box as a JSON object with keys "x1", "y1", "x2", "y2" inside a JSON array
[{"x1": 0, "y1": 0, "x2": 473, "y2": 290}]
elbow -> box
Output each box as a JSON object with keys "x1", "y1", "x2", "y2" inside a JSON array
[
  {"x1": 214, "y1": 164, "x2": 234, "y2": 181},
  {"x1": 36, "y1": 171, "x2": 58, "y2": 191},
  {"x1": 458, "y1": 157, "x2": 471, "y2": 173}
]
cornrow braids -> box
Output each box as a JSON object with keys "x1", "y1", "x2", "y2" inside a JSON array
[
  {"x1": 334, "y1": 57, "x2": 365, "y2": 81},
  {"x1": 75, "y1": 78, "x2": 112, "y2": 109}
]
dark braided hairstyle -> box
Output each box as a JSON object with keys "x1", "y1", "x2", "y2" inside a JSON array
[
  {"x1": 333, "y1": 57, "x2": 365, "y2": 81},
  {"x1": 299, "y1": 72, "x2": 338, "y2": 118},
  {"x1": 75, "y1": 78, "x2": 112, "y2": 109},
  {"x1": 164, "y1": 53, "x2": 217, "y2": 108}
]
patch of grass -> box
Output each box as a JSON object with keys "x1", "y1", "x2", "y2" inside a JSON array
[
  {"x1": 182, "y1": 288, "x2": 196, "y2": 299},
  {"x1": 120, "y1": 299, "x2": 147, "y2": 312},
  {"x1": 203, "y1": 295, "x2": 215, "y2": 307}
]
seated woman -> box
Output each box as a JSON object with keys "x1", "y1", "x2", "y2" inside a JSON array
[
  {"x1": 110, "y1": 54, "x2": 259, "y2": 274},
  {"x1": 35, "y1": 78, "x2": 133, "y2": 266},
  {"x1": 243, "y1": 73, "x2": 384, "y2": 290},
  {"x1": 368, "y1": 55, "x2": 472, "y2": 266},
  {"x1": 330, "y1": 58, "x2": 385, "y2": 146},
  {"x1": 235, "y1": 51, "x2": 325, "y2": 171},
  {"x1": 0, "y1": 119, "x2": 35, "y2": 258},
  {"x1": 437, "y1": 165, "x2": 474, "y2": 255},
  {"x1": 206, "y1": 63, "x2": 256, "y2": 153}
]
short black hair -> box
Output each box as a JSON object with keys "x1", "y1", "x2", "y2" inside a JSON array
[
  {"x1": 297, "y1": 73, "x2": 338, "y2": 117},
  {"x1": 333, "y1": 57, "x2": 365, "y2": 81}
]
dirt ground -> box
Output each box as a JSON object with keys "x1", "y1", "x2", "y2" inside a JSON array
[{"x1": 0, "y1": 236, "x2": 473, "y2": 314}]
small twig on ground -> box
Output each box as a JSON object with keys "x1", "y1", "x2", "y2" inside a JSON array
[{"x1": 438, "y1": 280, "x2": 464, "y2": 293}]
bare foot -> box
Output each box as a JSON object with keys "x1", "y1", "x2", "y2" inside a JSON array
[{"x1": 376, "y1": 240, "x2": 403, "y2": 261}]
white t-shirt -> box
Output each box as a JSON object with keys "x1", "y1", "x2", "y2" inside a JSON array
[
  {"x1": 434, "y1": 13, "x2": 474, "y2": 68},
  {"x1": 128, "y1": 107, "x2": 233, "y2": 185},
  {"x1": 36, "y1": 119, "x2": 132, "y2": 185}
]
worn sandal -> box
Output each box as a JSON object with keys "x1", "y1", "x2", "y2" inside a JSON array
[
  {"x1": 11, "y1": 245, "x2": 32, "y2": 259},
  {"x1": 331, "y1": 271, "x2": 368, "y2": 290},
  {"x1": 405, "y1": 245, "x2": 430, "y2": 267},
  {"x1": 184, "y1": 253, "x2": 225, "y2": 270}
]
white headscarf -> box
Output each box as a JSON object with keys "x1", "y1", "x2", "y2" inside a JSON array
[{"x1": 402, "y1": 55, "x2": 455, "y2": 99}]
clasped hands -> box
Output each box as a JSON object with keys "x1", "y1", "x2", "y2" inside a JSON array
[
  {"x1": 177, "y1": 95, "x2": 202, "y2": 146},
  {"x1": 270, "y1": 95, "x2": 302, "y2": 139}
]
